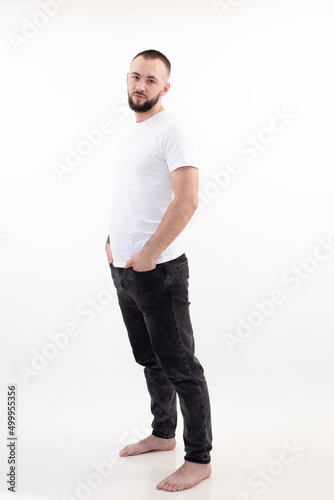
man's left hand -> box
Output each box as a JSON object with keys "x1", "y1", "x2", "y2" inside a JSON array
[{"x1": 124, "y1": 249, "x2": 157, "y2": 272}]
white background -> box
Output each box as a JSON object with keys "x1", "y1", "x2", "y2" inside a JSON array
[{"x1": 1, "y1": 1, "x2": 334, "y2": 498}]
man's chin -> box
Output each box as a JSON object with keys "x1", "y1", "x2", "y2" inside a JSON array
[
  {"x1": 128, "y1": 103, "x2": 153, "y2": 113},
  {"x1": 128, "y1": 99, "x2": 146, "y2": 112}
]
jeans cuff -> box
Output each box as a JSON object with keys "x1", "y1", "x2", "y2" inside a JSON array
[
  {"x1": 184, "y1": 455, "x2": 211, "y2": 465},
  {"x1": 152, "y1": 430, "x2": 176, "y2": 439}
]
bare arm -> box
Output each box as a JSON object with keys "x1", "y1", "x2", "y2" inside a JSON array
[{"x1": 124, "y1": 166, "x2": 199, "y2": 271}]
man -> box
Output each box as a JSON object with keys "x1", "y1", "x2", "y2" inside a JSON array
[{"x1": 105, "y1": 49, "x2": 213, "y2": 492}]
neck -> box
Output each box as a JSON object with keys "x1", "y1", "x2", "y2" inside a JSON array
[{"x1": 135, "y1": 103, "x2": 165, "y2": 123}]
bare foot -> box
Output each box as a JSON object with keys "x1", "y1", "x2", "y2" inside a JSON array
[
  {"x1": 119, "y1": 434, "x2": 176, "y2": 457},
  {"x1": 156, "y1": 461, "x2": 212, "y2": 492}
]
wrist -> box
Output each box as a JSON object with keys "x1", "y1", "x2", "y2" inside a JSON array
[{"x1": 141, "y1": 242, "x2": 159, "y2": 261}]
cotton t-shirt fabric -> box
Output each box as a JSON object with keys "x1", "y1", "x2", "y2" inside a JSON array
[{"x1": 108, "y1": 109, "x2": 199, "y2": 267}]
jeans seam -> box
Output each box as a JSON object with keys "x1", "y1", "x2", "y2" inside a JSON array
[
  {"x1": 163, "y1": 270, "x2": 190, "y2": 369},
  {"x1": 176, "y1": 265, "x2": 189, "y2": 301},
  {"x1": 161, "y1": 371, "x2": 168, "y2": 436}
]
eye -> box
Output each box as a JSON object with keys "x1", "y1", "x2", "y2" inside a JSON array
[
  {"x1": 148, "y1": 80, "x2": 155, "y2": 84},
  {"x1": 132, "y1": 76, "x2": 139, "y2": 80}
]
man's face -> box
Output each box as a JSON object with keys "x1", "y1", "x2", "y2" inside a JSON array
[{"x1": 127, "y1": 55, "x2": 170, "y2": 113}]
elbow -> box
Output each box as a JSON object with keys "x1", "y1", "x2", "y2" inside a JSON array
[
  {"x1": 190, "y1": 194, "x2": 198, "y2": 212},
  {"x1": 174, "y1": 195, "x2": 198, "y2": 214},
  {"x1": 187, "y1": 196, "x2": 198, "y2": 214}
]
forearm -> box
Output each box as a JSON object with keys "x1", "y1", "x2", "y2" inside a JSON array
[{"x1": 142, "y1": 199, "x2": 197, "y2": 260}]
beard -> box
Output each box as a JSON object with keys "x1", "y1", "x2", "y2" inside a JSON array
[{"x1": 128, "y1": 89, "x2": 162, "y2": 113}]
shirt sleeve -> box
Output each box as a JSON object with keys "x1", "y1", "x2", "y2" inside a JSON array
[{"x1": 162, "y1": 121, "x2": 199, "y2": 173}]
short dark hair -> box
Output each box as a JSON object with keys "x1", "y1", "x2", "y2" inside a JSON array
[{"x1": 131, "y1": 49, "x2": 171, "y2": 80}]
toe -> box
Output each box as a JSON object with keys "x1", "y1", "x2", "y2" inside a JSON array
[
  {"x1": 119, "y1": 446, "x2": 131, "y2": 456},
  {"x1": 166, "y1": 482, "x2": 175, "y2": 492},
  {"x1": 156, "y1": 480, "x2": 167, "y2": 490}
]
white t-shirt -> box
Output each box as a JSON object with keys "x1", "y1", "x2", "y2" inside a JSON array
[{"x1": 109, "y1": 109, "x2": 199, "y2": 267}]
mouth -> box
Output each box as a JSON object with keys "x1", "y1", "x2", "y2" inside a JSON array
[{"x1": 133, "y1": 93, "x2": 146, "y2": 99}]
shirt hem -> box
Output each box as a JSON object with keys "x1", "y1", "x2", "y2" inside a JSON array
[{"x1": 112, "y1": 248, "x2": 186, "y2": 268}]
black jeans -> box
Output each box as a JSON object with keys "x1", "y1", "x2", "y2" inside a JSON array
[{"x1": 110, "y1": 253, "x2": 213, "y2": 464}]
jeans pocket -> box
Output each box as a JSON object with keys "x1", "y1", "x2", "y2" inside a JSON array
[{"x1": 132, "y1": 266, "x2": 158, "y2": 275}]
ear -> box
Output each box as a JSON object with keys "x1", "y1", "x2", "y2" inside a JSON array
[{"x1": 162, "y1": 82, "x2": 171, "y2": 96}]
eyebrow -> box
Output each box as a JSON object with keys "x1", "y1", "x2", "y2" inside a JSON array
[{"x1": 130, "y1": 71, "x2": 158, "y2": 80}]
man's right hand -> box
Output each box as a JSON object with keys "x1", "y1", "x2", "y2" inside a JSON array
[{"x1": 105, "y1": 242, "x2": 113, "y2": 266}]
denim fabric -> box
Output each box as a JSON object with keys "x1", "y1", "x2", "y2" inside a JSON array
[{"x1": 110, "y1": 253, "x2": 213, "y2": 464}]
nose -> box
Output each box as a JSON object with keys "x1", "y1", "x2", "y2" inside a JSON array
[{"x1": 135, "y1": 78, "x2": 146, "y2": 93}]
